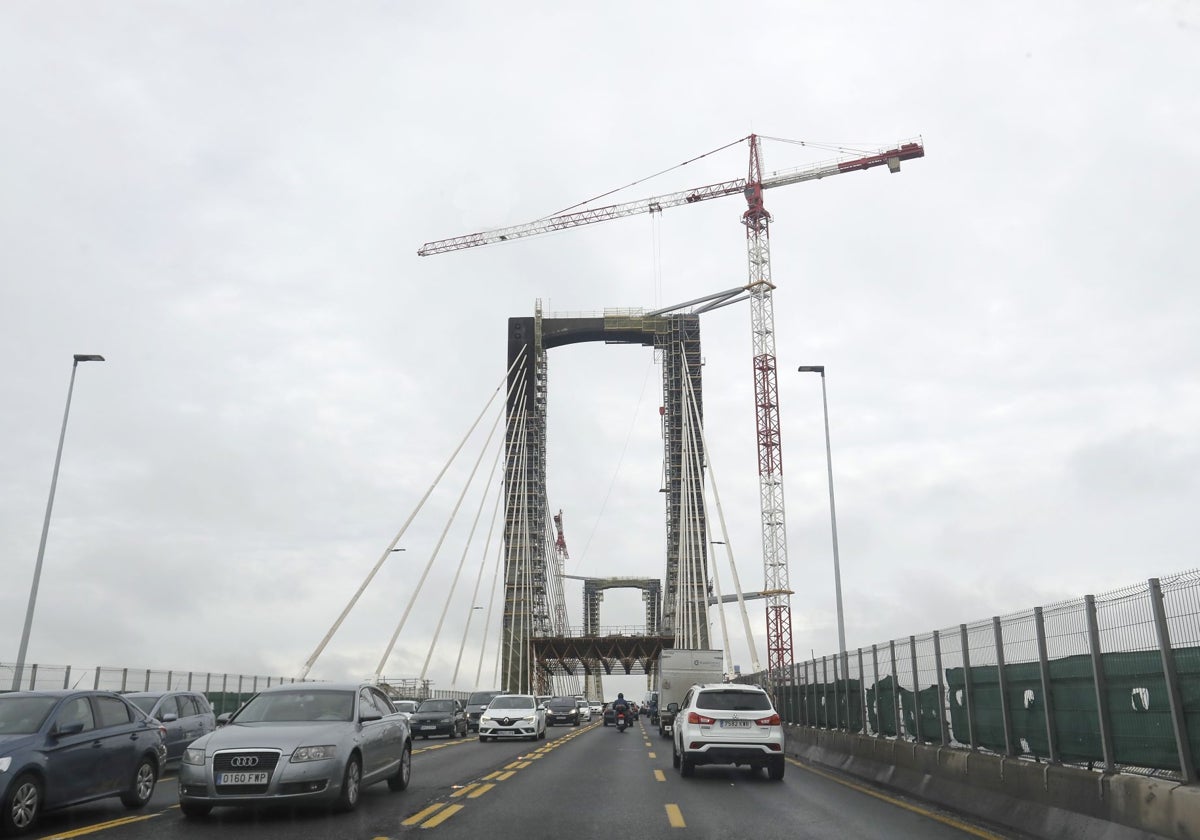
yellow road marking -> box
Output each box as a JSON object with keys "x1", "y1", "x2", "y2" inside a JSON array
[
  {"x1": 421, "y1": 803, "x2": 463, "y2": 828},
  {"x1": 496, "y1": 770, "x2": 515, "y2": 780},
  {"x1": 514, "y1": 760, "x2": 531, "y2": 768},
  {"x1": 42, "y1": 812, "x2": 162, "y2": 838},
  {"x1": 789, "y1": 759, "x2": 1009, "y2": 839},
  {"x1": 654, "y1": 769, "x2": 666, "y2": 782},
  {"x1": 469, "y1": 783, "x2": 495, "y2": 798},
  {"x1": 665, "y1": 803, "x2": 686, "y2": 827},
  {"x1": 403, "y1": 803, "x2": 446, "y2": 826},
  {"x1": 648, "y1": 751, "x2": 657, "y2": 759},
  {"x1": 483, "y1": 771, "x2": 503, "y2": 780},
  {"x1": 450, "y1": 783, "x2": 478, "y2": 798},
  {"x1": 504, "y1": 760, "x2": 523, "y2": 770}
]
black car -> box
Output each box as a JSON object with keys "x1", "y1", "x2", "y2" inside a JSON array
[
  {"x1": 0, "y1": 690, "x2": 166, "y2": 836},
  {"x1": 409, "y1": 698, "x2": 467, "y2": 739},
  {"x1": 464, "y1": 690, "x2": 506, "y2": 733},
  {"x1": 544, "y1": 697, "x2": 581, "y2": 727}
]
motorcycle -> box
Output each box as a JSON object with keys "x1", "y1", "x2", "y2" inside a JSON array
[{"x1": 615, "y1": 709, "x2": 628, "y2": 732}]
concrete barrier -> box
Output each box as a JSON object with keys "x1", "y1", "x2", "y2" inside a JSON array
[{"x1": 784, "y1": 725, "x2": 1200, "y2": 840}]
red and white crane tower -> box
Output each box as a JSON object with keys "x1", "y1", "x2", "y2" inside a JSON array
[{"x1": 419, "y1": 135, "x2": 925, "y2": 689}]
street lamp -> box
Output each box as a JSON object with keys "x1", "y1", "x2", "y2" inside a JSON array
[
  {"x1": 797, "y1": 365, "x2": 846, "y2": 664},
  {"x1": 12, "y1": 354, "x2": 105, "y2": 690}
]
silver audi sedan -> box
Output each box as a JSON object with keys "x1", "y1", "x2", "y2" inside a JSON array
[{"x1": 177, "y1": 683, "x2": 411, "y2": 817}]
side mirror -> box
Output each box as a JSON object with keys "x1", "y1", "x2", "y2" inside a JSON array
[
  {"x1": 161, "y1": 712, "x2": 179, "y2": 723},
  {"x1": 360, "y1": 711, "x2": 383, "y2": 723},
  {"x1": 52, "y1": 721, "x2": 86, "y2": 738},
  {"x1": 667, "y1": 703, "x2": 680, "y2": 713},
  {"x1": 216, "y1": 713, "x2": 232, "y2": 727}
]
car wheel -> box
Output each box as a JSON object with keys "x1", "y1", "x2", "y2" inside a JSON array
[
  {"x1": 768, "y1": 757, "x2": 785, "y2": 781},
  {"x1": 388, "y1": 742, "x2": 412, "y2": 792},
  {"x1": 479, "y1": 735, "x2": 488, "y2": 742},
  {"x1": 334, "y1": 756, "x2": 362, "y2": 812},
  {"x1": 180, "y1": 802, "x2": 213, "y2": 818},
  {"x1": 2, "y1": 773, "x2": 42, "y2": 836},
  {"x1": 679, "y1": 754, "x2": 695, "y2": 778},
  {"x1": 671, "y1": 742, "x2": 680, "y2": 768},
  {"x1": 120, "y1": 756, "x2": 157, "y2": 809}
]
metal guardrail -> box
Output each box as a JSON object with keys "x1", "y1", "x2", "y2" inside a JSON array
[{"x1": 743, "y1": 570, "x2": 1200, "y2": 784}]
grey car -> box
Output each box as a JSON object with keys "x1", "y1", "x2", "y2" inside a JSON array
[
  {"x1": 124, "y1": 691, "x2": 216, "y2": 762},
  {"x1": 0, "y1": 690, "x2": 166, "y2": 836},
  {"x1": 177, "y1": 683, "x2": 411, "y2": 817}
]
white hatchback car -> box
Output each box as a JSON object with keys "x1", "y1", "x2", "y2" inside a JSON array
[
  {"x1": 672, "y1": 683, "x2": 785, "y2": 780},
  {"x1": 477, "y1": 694, "x2": 546, "y2": 742}
]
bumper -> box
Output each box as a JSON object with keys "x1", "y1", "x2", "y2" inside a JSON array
[
  {"x1": 546, "y1": 714, "x2": 578, "y2": 726},
  {"x1": 478, "y1": 720, "x2": 539, "y2": 739},
  {"x1": 681, "y1": 743, "x2": 783, "y2": 766},
  {"x1": 178, "y1": 759, "x2": 344, "y2": 807},
  {"x1": 412, "y1": 722, "x2": 456, "y2": 736}
]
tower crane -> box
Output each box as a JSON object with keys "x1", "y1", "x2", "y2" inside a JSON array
[{"x1": 419, "y1": 135, "x2": 925, "y2": 691}]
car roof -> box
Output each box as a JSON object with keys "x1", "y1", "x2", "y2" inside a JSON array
[
  {"x1": 694, "y1": 683, "x2": 765, "y2": 692},
  {"x1": 254, "y1": 682, "x2": 370, "y2": 693},
  {"x1": 1, "y1": 689, "x2": 118, "y2": 698}
]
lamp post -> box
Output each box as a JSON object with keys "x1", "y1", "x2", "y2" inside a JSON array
[
  {"x1": 797, "y1": 365, "x2": 846, "y2": 664},
  {"x1": 12, "y1": 354, "x2": 105, "y2": 690}
]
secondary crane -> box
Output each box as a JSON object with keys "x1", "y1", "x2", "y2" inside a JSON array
[{"x1": 419, "y1": 135, "x2": 925, "y2": 692}]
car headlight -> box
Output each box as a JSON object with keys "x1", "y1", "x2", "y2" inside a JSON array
[
  {"x1": 182, "y1": 748, "x2": 205, "y2": 766},
  {"x1": 291, "y1": 745, "x2": 336, "y2": 763}
]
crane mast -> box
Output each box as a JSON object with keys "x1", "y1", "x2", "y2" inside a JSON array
[{"x1": 742, "y1": 135, "x2": 793, "y2": 690}]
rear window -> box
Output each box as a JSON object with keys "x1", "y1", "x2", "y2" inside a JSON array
[
  {"x1": 467, "y1": 691, "x2": 502, "y2": 705},
  {"x1": 695, "y1": 689, "x2": 771, "y2": 712},
  {"x1": 547, "y1": 698, "x2": 576, "y2": 710}
]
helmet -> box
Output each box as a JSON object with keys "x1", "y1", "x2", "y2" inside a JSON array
[{"x1": 617, "y1": 693, "x2": 624, "y2": 699}]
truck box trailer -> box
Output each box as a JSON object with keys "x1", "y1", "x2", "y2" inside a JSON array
[{"x1": 656, "y1": 648, "x2": 724, "y2": 738}]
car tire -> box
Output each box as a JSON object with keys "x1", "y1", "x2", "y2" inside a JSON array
[
  {"x1": 119, "y1": 756, "x2": 157, "y2": 809},
  {"x1": 334, "y1": 756, "x2": 362, "y2": 813},
  {"x1": 768, "y1": 757, "x2": 785, "y2": 781},
  {"x1": 479, "y1": 735, "x2": 489, "y2": 742},
  {"x1": 2, "y1": 773, "x2": 42, "y2": 836},
  {"x1": 180, "y1": 802, "x2": 212, "y2": 819},
  {"x1": 388, "y1": 743, "x2": 412, "y2": 791},
  {"x1": 679, "y1": 754, "x2": 695, "y2": 778},
  {"x1": 671, "y1": 742, "x2": 680, "y2": 768}
]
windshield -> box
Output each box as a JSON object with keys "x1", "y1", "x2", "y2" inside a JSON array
[
  {"x1": 488, "y1": 695, "x2": 534, "y2": 711},
  {"x1": 128, "y1": 696, "x2": 158, "y2": 715},
  {"x1": 696, "y1": 690, "x2": 771, "y2": 712},
  {"x1": 394, "y1": 701, "x2": 418, "y2": 713},
  {"x1": 417, "y1": 699, "x2": 455, "y2": 713},
  {"x1": 0, "y1": 696, "x2": 57, "y2": 735},
  {"x1": 547, "y1": 698, "x2": 576, "y2": 710},
  {"x1": 467, "y1": 691, "x2": 501, "y2": 705},
  {"x1": 233, "y1": 689, "x2": 355, "y2": 723}
]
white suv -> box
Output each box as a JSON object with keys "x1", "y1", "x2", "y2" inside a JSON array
[{"x1": 672, "y1": 683, "x2": 785, "y2": 780}]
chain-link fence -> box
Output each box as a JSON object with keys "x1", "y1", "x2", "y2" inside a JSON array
[{"x1": 745, "y1": 571, "x2": 1200, "y2": 784}]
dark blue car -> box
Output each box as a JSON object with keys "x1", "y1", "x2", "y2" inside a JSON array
[{"x1": 0, "y1": 690, "x2": 167, "y2": 836}]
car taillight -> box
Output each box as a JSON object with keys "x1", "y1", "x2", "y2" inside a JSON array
[
  {"x1": 687, "y1": 711, "x2": 715, "y2": 725},
  {"x1": 755, "y1": 713, "x2": 781, "y2": 726}
]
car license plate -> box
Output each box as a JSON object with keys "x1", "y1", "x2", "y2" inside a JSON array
[
  {"x1": 217, "y1": 771, "x2": 269, "y2": 785},
  {"x1": 720, "y1": 719, "x2": 751, "y2": 728},
  {"x1": 421, "y1": 725, "x2": 436, "y2": 730}
]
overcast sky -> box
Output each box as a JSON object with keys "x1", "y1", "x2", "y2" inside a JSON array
[{"x1": 2, "y1": 2, "x2": 1197, "y2": 698}]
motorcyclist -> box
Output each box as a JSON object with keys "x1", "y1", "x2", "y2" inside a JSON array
[{"x1": 612, "y1": 693, "x2": 630, "y2": 722}]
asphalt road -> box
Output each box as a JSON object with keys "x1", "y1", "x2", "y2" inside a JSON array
[{"x1": 20, "y1": 718, "x2": 1028, "y2": 839}]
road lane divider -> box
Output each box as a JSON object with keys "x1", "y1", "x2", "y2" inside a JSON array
[
  {"x1": 402, "y1": 723, "x2": 600, "y2": 829},
  {"x1": 654, "y1": 769, "x2": 666, "y2": 782},
  {"x1": 665, "y1": 803, "x2": 686, "y2": 828}
]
